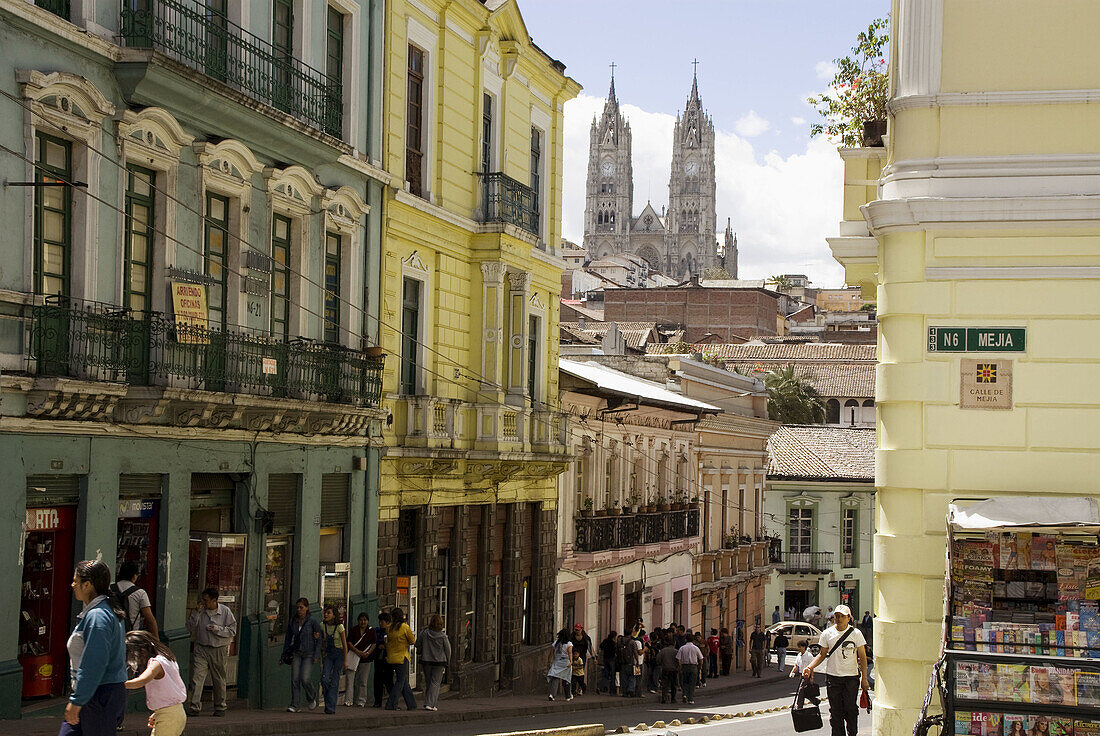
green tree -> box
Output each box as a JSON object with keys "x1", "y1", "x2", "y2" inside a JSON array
[
  {"x1": 807, "y1": 17, "x2": 889, "y2": 147},
  {"x1": 764, "y1": 364, "x2": 826, "y2": 424}
]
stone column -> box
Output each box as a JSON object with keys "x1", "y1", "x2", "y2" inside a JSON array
[
  {"x1": 499, "y1": 503, "x2": 522, "y2": 661},
  {"x1": 505, "y1": 270, "x2": 530, "y2": 400},
  {"x1": 479, "y1": 262, "x2": 507, "y2": 392}
]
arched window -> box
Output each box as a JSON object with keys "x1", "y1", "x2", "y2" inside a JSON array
[
  {"x1": 861, "y1": 399, "x2": 875, "y2": 426},
  {"x1": 826, "y1": 399, "x2": 840, "y2": 424},
  {"x1": 844, "y1": 399, "x2": 860, "y2": 426}
]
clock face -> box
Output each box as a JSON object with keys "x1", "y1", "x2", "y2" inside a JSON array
[
  {"x1": 601, "y1": 162, "x2": 614, "y2": 175},
  {"x1": 685, "y1": 161, "x2": 698, "y2": 175}
]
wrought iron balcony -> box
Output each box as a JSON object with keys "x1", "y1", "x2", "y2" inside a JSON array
[
  {"x1": 120, "y1": 0, "x2": 342, "y2": 137},
  {"x1": 478, "y1": 172, "x2": 539, "y2": 236},
  {"x1": 29, "y1": 298, "x2": 382, "y2": 407},
  {"x1": 574, "y1": 509, "x2": 700, "y2": 553},
  {"x1": 780, "y1": 551, "x2": 834, "y2": 574}
]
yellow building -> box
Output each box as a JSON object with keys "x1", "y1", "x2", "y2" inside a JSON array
[
  {"x1": 831, "y1": 2, "x2": 1100, "y2": 734},
  {"x1": 376, "y1": 0, "x2": 580, "y2": 696}
]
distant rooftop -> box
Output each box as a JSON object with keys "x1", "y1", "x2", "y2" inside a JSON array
[{"x1": 767, "y1": 426, "x2": 875, "y2": 482}]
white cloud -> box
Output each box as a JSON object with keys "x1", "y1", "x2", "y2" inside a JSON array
[
  {"x1": 790, "y1": 116, "x2": 806, "y2": 126},
  {"x1": 561, "y1": 94, "x2": 845, "y2": 287},
  {"x1": 815, "y1": 60, "x2": 838, "y2": 81},
  {"x1": 734, "y1": 110, "x2": 771, "y2": 138}
]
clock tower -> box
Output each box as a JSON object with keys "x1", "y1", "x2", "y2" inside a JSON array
[
  {"x1": 582, "y1": 71, "x2": 633, "y2": 261},
  {"x1": 666, "y1": 68, "x2": 717, "y2": 279}
]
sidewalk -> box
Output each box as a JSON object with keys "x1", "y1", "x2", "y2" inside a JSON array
[{"x1": 8, "y1": 667, "x2": 788, "y2": 736}]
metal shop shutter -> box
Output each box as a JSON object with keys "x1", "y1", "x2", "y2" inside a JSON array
[
  {"x1": 119, "y1": 474, "x2": 163, "y2": 499},
  {"x1": 267, "y1": 474, "x2": 299, "y2": 529},
  {"x1": 25, "y1": 474, "x2": 80, "y2": 506},
  {"x1": 320, "y1": 473, "x2": 349, "y2": 526},
  {"x1": 190, "y1": 473, "x2": 234, "y2": 509}
]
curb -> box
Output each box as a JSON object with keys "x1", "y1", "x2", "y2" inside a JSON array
[
  {"x1": 479, "y1": 726, "x2": 606, "y2": 736},
  {"x1": 612, "y1": 702, "x2": 792, "y2": 733}
]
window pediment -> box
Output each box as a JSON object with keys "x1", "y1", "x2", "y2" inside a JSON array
[
  {"x1": 118, "y1": 108, "x2": 193, "y2": 169},
  {"x1": 323, "y1": 186, "x2": 369, "y2": 234}
]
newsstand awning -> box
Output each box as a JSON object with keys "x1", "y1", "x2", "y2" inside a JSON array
[{"x1": 949, "y1": 496, "x2": 1100, "y2": 531}]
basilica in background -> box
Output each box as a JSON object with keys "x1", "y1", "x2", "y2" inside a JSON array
[{"x1": 582, "y1": 67, "x2": 734, "y2": 281}]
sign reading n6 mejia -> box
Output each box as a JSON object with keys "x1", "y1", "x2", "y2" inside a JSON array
[{"x1": 928, "y1": 327, "x2": 1026, "y2": 353}]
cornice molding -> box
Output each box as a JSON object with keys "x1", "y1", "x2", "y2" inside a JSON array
[
  {"x1": 863, "y1": 195, "x2": 1100, "y2": 235},
  {"x1": 925, "y1": 266, "x2": 1100, "y2": 281},
  {"x1": 890, "y1": 87, "x2": 1100, "y2": 114}
]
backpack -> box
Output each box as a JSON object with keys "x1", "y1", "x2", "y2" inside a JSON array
[
  {"x1": 615, "y1": 636, "x2": 634, "y2": 666},
  {"x1": 109, "y1": 582, "x2": 142, "y2": 631}
]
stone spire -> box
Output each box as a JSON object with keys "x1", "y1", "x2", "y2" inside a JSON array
[{"x1": 724, "y1": 218, "x2": 738, "y2": 279}]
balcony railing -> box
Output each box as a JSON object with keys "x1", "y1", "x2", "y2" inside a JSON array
[
  {"x1": 574, "y1": 509, "x2": 701, "y2": 553},
  {"x1": 120, "y1": 0, "x2": 342, "y2": 137},
  {"x1": 780, "y1": 551, "x2": 834, "y2": 574},
  {"x1": 478, "y1": 172, "x2": 538, "y2": 236},
  {"x1": 842, "y1": 551, "x2": 856, "y2": 568},
  {"x1": 30, "y1": 298, "x2": 382, "y2": 407}
]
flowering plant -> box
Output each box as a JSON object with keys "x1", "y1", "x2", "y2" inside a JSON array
[{"x1": 807, "y1": 17, "x2": 889, "y2": 147}]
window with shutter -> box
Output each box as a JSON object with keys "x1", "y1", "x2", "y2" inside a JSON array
[
  {"x1": 267, "y1": 474, "x2": 299, "y2": 530},
  {"x1": 320, "y1": 473, "x2": 349, "y2": 526}
]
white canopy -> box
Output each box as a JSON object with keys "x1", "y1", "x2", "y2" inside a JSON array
[{"x1": 949, "y1": 496, "x2": 1100, "y2": 530}]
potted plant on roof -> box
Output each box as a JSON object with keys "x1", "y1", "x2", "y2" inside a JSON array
[
  {"x1": 627, "y1": 493, "x2": 640, "y2": 514},
  {"x1": 806, "y1": 17, "x2": 889, "y2": 148},
  {"x1": 672, "y1": 490, "x2": 687, "y2": 511},
  {"x1": 610, "y1": 499, "x2": 622, "y2": 516},
  {"x1": 581, "y1": 495, "x2": 594, "y2": 517},
  {"x1": 656, "y1": 494, "x2": 670, "y2": 513}
]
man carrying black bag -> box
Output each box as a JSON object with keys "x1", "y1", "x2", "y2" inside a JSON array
[{"x1": 801, "y1": 604, "x2": 870, "y2": 736}]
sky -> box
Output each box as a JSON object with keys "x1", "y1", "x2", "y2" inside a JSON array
[{"x1": 519, "y1": 0, "x2": 889, "y2": 287}]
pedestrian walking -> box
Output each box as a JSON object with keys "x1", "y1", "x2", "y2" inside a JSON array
[
  {"x1": 773, "y1": 629, "x2": 789, "y2": 671},
  {"x1": 417, "y1": 614, "x2": 451, "y2": 711},
  {"x1": 615, "y1": 628, "x2": 638, "y2": 698},
  {"x1": 705, "y1": 628, "x2": 719, "y2": 678},
  {"x1": 748, "y1": 623, "x2": 767, "y2": 678},
  {"x1": 675, "y1": 635, "x2": 704, "y2": 704},
  {"x1": 643, "y1": 630, "x2": 661, "y2": 693},
  {"x1": 111, "y1": 561, "x2": 159, "y2": 637},
  {"x1": 860, "y1": 611, "x2": 873, "y2": 645},
  {"x1": 569, "y1": 624, "x2": 592, "y2": 696},
  {"x1": 343, "y1": 613, "x2": 373, "y2": 707},
  {"x1": 789, "y1": 640, "x2": 821, "y2": 709},
  {"x1": 717, "y1": 627, "x2": 734, "y2": 676},
  {"x1": 318, "y1": 605, "x2": 346, "y2": 714},
  {"x1": 370, "y1": 611, "x2": 392, "y2": 707},
  {"x1": 124, "y1": 631, "x2": 187, "y2": 736},
  {"x1": 692, "y1": 632, "x2": 707, "y2": 688},
  {"x1": 384, "y1": 608, "x2": 417, "y2": 711},
  {"x1": 657, "y1": 635, "x2": 679, "y2": 704},
  {"x1": 61, "y1": 560, "x2": 128, "y2": 736},
  {"x1": 597, "y1": 631, "x2": 618, "y2": 695},
  {"x1": 186, "y1": 587, "x2": 236, "y2": 717},
  {"x1": 281, "y1": 598, "x2": 320, "y2": 713},
  {"x1": 802, "y1": 604, "x2": 870, "y2": 736},
  {"x1": 546, "y1": 628, "x2": 573, "y2": 701},
  {"x1": 772, "y1": 605, "x2": 782, "y2": 625}
]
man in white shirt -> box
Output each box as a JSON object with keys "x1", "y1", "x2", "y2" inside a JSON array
[
  {"x1": 675, "y1": 634, "x2": 704, "y2": 705},
  {"x1": 111, "y1": 561, "x2": 159, "y2": 636},
  {"x1": 802, "y1": 604, "x2": 869, "y2": 736}
]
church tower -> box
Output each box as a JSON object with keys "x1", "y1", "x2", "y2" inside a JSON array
[
  {"x1": 666, "y1": 68, "x2": 717, "y2": 279},
  {"x1": 582, "y1": 72, "x2": 633, "y2": 260},
  {"x1": 723, "y1": 218, "x2": 738, "y2": 279}
]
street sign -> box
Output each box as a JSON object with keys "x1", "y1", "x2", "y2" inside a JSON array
[{"x1": 928, "y1": 327, "x2": 1026, "y2": 353}]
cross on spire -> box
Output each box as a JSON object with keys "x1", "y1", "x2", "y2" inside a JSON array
[
  {"x1": 610, "y1": 61, "x2": 617, "y2": 79},
  {"x1": 691, "y1": 58, "x2": 699, "y2": 76}
]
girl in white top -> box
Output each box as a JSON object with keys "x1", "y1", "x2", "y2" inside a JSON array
[
  {"x1": 125, "y1": 631, "x2": 188, "y2": 736},
  {"x1": 789, "y1": 641, "x2": 820, "y2": 707}
]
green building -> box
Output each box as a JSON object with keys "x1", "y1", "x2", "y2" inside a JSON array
[{"x1": 0, "y1": 0, "x2": 386, "y2": 718}]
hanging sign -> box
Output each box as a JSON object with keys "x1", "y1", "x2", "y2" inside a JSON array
[{"x1": 170, "y1": 281, "x2": 209, "y2": 344}]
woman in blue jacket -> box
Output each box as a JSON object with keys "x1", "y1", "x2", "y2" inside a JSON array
[
  {"x1": 63, "y1": 560, "x2": 128, "y2": 736},
  {"x1": 281, "y1": 598, "x2": 321, "y2": 712}
]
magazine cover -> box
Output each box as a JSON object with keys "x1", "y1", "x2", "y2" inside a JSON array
[
  {"x1": 1035, "y1": 536, "x2": 1058, "y2": 571},
  {"x1": 955, "y1": 660, "x2": 983, "y2": 698},
  {"x1": 1028, "y1": 716, "x2": 1051, "y2": 736},
  {"x1": 1017, "y1": 534, "x2": 1033, "y2": 571},
  {"x1": 973, "y1": 712, "x2": 1003, "y2": 736},
  {"x1": 1000, "y1": 533, "x2": 1019, "y2": 570},
  {"x1": 1050, "y1": 718, "x2": 1073, "y2": 736},
  {"x1": 1078, "y1": 671, "x2": 1100, "y2": 707},
  {"x1": 1086, "y1": 558, "x2": 1100, "y2": 601},
  {"x1": 1031, "y1": 666, "x2": 1069, "y2": 705},
  {"x1": 1005, "y1": 715, "x2": 1027, "y2": 736},
  {"x1": 998, "y1": 663, "x2": 1029, "y2": 702},
  {"x1": 956, "y1": 712, "x2": 972, "y2": 736},
  {"x1": 973, "y1": 663, "x2": 998, "y2": 700},
  {"x1": 1052, "y1": 668, "x2": 1077, "y2": 706},
  {"x1": 1073, "y1": 721, "x2": 1100, "y2": 736}
]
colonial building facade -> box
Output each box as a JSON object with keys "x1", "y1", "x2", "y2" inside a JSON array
[
  {"x1": 582, "y1": 73, "x2": 724, "y2": 280},
  {"x1": 376, "y1": 0, "x2": 579, "y2": 697},
  {"x1": 0, "y1": 0, "x2": 386, "y2": 716}
]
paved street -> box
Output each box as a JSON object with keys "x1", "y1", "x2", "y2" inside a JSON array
[{"x1": 299, "y1": 677, "x2": 845, "y2": 736}]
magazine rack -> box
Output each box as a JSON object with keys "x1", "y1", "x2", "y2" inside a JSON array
[{"x1": 945, "y1": 650, "x2": 1100, "y2": 735}]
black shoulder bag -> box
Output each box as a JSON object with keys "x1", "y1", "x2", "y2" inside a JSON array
[{"x1": 791, "y1": 626, "x2": 856, "y2": 733}]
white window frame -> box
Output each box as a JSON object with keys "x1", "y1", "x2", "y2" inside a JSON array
[
  {"x1": 265, "y1": 165, "x2": 324, "y2": 341},
  {"x1": 405, "y1": 17, "x2": 437, "y2": 202},
  {"x1": 400, "y1": 251, "x2": 431, "y2": 395},
  {"x1": 322, "y1": 186, "x2": 369, "y2": 346},
  {"x1": 326, "y1": 0, "x2": 362, "y2": 146}
]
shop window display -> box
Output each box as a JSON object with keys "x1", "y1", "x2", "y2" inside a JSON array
[{"x1": 20, "y1": 507, "x2": 76, "y2": 697}]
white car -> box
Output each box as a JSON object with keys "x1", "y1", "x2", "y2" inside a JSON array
[{"x1": 765, "y1": 621, "x2": 822, "y2": 651}]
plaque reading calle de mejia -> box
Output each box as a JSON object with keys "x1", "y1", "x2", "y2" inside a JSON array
[{"x1": 960, "y1": 358, "x2": 1013, "y2": 410}]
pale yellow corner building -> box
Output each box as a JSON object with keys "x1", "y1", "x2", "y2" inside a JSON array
[{"x1": 831, "y1": 1, "x2": 1100, "y2": 734}]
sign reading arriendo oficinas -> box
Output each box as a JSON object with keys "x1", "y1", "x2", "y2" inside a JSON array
[{"x1": 928, "y1": 327, "x2": 1026, "y2": 353}]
